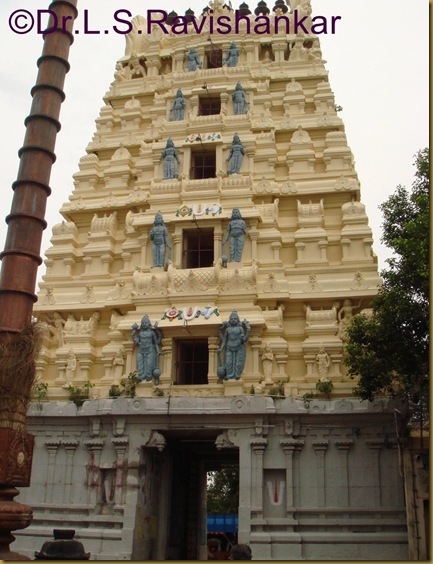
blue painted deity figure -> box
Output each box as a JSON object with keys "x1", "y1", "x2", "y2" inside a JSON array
[
  {"x1": 132, "y1": 315, "x2": 162, "y2": 384},
  {"x1": 217, "y1": 311, "x2": 251, "y2": 380},
  {"x1": 169, "y1": 89, "x2": 186, "y2": 121},
  {"x1": 162, "y1": 138, "x2": 180, "y2": 179},
  {"x1": 226, "y1": 133, "x2": 245, "y2": 175},
  {"x1": 232, "y1": 82, "x2": 247, "y2": 115},
  {"x1": 222, "y1": 207, "x2": 247, "y2": 263},
  {"x1": 150, "y1": 211, "x2": 172, "y2": 267},
  {"x1": 187, "y1": 48, "x2": 202, "y2": 71},
  {"x1": 223, "y1": 42, "x2": 240, "y2": 67}
]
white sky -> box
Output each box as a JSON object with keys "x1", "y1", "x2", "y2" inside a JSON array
[{"x1": 0, "y1": 0, "x2": 428, "y2": 287}]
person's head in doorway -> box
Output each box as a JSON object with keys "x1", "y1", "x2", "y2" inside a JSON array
[{"x1": 229, "y1": 544, "x2": 252, "y2": 560}]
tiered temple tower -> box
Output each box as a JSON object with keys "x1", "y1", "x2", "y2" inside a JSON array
[{"x1": 15, "y1": 0, "x2": 408, "y2": 560}]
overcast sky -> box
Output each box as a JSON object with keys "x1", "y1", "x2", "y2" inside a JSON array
[{"x1": 0, "y1": 0, "x2": 428, "y2": 287}]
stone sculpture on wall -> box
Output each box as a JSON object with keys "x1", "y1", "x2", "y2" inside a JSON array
[
  {"x1": 261, "y1": 344, "x2": 274, "y2": 383},
  {"x1": 131, "y1": 315, "x2": 162, "y2": 384},
  {"x1": 65, "y1": 350, "x2": 77, "y2": 384},
  {"x1": 112, "y1": 348, "x2": 125, "y2": 383},
  {"x1": 316, "y1": 345, "x2": 330, "y2": 379},
  {"x1": 64, "y1": 312, "x2": 100, "y2": 337},
  {"x1": 223, "y1": 42, "x2": 240, "y2": 67},
  {"x1": 226, "y1": 133, "x2": 245, "y2": 175},
  {"x1": 222, "y1": 208, "x2": 247, "y2": 263},
  {"x1": 130, "y1": 53, "x2": 146, "y2": 77},
  {"x1": 338, "y1": 299, "x2": 361, "y2": 341},
  {"x1": 217, "y1": 310, "x2": 250, "y2": 381},
  {"x1": 44, "y1": 312, "x2": 65, "y2": 347},
  {"x1": 150, "y1": 211, "x2": 172, "y2": 268},
  {"x1": 187, "y1": 48, "x2": 202, "y2": 71},
  {"x1": 114, "y1": 61, "x2": 132, "y2": 81},
  {"x1": 162, "y1": 138, "x2": 180, "y2": 179},
  {"x1": 232, "y1": 82, "x2": 247, "y2": 115},
  {"x1": 169, "y1": 89, "x2": 186, "y2": 121}
]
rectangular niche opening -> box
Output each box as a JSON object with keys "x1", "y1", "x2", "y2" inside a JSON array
[
  {"x1": 175, "y1": 339, "x2": 209, "y2": 385},
  {"x1": 182, "y1": 228, "x2": 214, "y2": 269},
  {"x1": 199, "y1": 96, "x2": 221, "y2": 116},
  {"x1": 206, "y1": 48, "x2": 223, "y2": 69},
  {"x1": 190, "y1": 147, "x2": 217, "y2": 179}
]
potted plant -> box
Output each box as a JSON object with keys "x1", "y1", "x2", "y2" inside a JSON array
[
  {"x1": 300, "y1": 392, "x2": 314, "y2": 409},
  {"x1": 119, "y1": 371, "x2": 139, "y2": 398},
  {"x1": 31, "y1": 382, "x2": 48, "y2": 411},
  {"x1": 316, "y1": 379, "x2": 334, "y2": 399},
  {"x1": 109, "y1": 385, "x2": 122, "y2": 398},
  {"x1": 67, "y1": 382, "x2": 94, "y2": 406},
  {"x1": 267, "y1": 380, "x2": 285, "y2": 399}
]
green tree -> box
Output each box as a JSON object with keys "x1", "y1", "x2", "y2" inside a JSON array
[
  {"x1": 345, "y1": 148, "x2": 429, "y2": 418},
  {"x1": 207, "y1": 465, "x2": 239, "y2": 514}
]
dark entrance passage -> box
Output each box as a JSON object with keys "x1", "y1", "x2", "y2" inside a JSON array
[
  {"x1": 166, "y1": 433, "x2": 238, "y2": 560},
  {"x1": 132, "y1": 430, "x2": 239, "y2": 561}
]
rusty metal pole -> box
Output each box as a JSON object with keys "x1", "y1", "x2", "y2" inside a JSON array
[
  {"x1": 0, "y1": 1, "x2": 78, "y2": 559},
  {"x1": 0, "y1": 0, "x2": 78, "y2": 337}
]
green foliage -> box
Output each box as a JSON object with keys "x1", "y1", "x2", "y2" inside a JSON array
[
  {"x1": 267, "y1": 380, "x2": 285, "y2": 398},
  {"x1": 153, "y1": 387, "x2": 164, "y2": 397},
  {"x1": 119, "y1": 371, "x2": 140, "y2": 397},
  {"x1": 316, "y1": 380, "x2": 333, "y2": 399},
  {"x1": 345, "y1": 149, "x2": 429, "y2": 417},
  {"x1": 109, "y1": 372, "x2": 140, "y2": 398},
  {"x1": 67, "y1": 382, "x2": 94, "y2": 406},
  {"x1": 31, "y1": 382, "x2": 48, "y2": 401},
  {"x1": 300, "y1": 392, "x2": 314, "y2": 409},
  {"x1": 207, "y1": 465, "x2": 239, "y2": 514},
  {"x1": 109, "y1": 385, "x2": 122, "y2": 398}
]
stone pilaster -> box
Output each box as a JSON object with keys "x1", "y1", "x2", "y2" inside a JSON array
[{"x1": 312, "y1": 440, "x2": 329, "y2": 507}]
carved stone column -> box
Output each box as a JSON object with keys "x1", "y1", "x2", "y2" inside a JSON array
[
  {"x1": 271, "y1": 241, "x2": 281, "y2": 262},
  {"x1": 62, "y1": 439, "x2": 79, "y2": 504},
  {"x1": 145, "y1": 56, "x2": 161, "y2": 77},
  {"x1": 248, "y1": 336, "x2": 262, "y2": 380},
  {"x1": 213, "y1": 228, "x2": 222, "y2": 263},
  {"x1": 220, "y1": 92, "x2": 229, "y2": 116},
  {"x1": 272, "y1": 42, "x2": 286, "y2": 64},
  {"x1": 172, "y1": 234, "x2": 182, "y2": 267},
  {"x1": 280, "y1": 439, "x2": 304, "y2": 510},
  {"x1": 44, "y1": 440, "x2": 62, "y2": 503},
  {"x1": 101, "y1": 253, "x2": 112, "y2": 274},
  {"x1": 244, "y1": 42, "x2": 255, "y2": 64},
  {"x1": 250, "y1": 438, "x2": 267, "y2": 513},
  {"x1": 275, "y1": 353, "x2": 288, "y2": 379},
  {"x1": 208, "y1": 336, "x2": 219, "y2": 384},
  {"x1": 84, "y1": 439, "x2": 104, "y2": 507},
  {"x1": 190, "y1": 95, "x2": 199, "y2": 117},
  {"x1": 173, "y1": 52, "x2": 184, "y2": 73},
  {"x1": 138, "y1": 233, "x2": 148, "y2": 266},
  {"x1": 123, "y1": 341, "x2": 135, "y2": 377},
  {"x1": 121, "y1": 251, "x2": 132, "y2": 271},
  {"x1": 83, "y1": 256, "x2": 93, "y2": 275},
  {"x1": 335, "y1": 439, "x2": 353, "y2": 506},
  {"x1": 112, "y1": 437, "x2": 129, "y2": 506},
  {"x1": 249, "y1": 229, "x2": 259, "y2": 260},
  {"x1": 312, "y1": 440, "x2": 329, "y2": 507},
  {"x1": 160, "y1": 338, "x2": 172, "y2": 384},
  {"x1": 63, "y1": 257, "x2": 74, "y2": 277},
  {"x1": 366, "y1": 440, "x2": 383, "y2": 507}
]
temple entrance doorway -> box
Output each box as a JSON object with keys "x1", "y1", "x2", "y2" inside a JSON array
[{"x1": 132, "y1": 429, "x2": 239, "y2": 561}]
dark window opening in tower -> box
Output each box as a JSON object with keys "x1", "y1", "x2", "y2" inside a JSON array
[
  {"x1": 182, "y1": 228, "x2": 214, "y2": 269},
  {"x1": 199, "y1": 96, "x2": 221, "y2": 116},
  {"x1": 190, "y1": 149, "x2": 216, "y2": 179},
  {"x1": 175, "y1": 339, "x2": 209, "y2": 385},
  {"x1": 206, "y1": 48, "x2": 223, "y2": 69}
]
